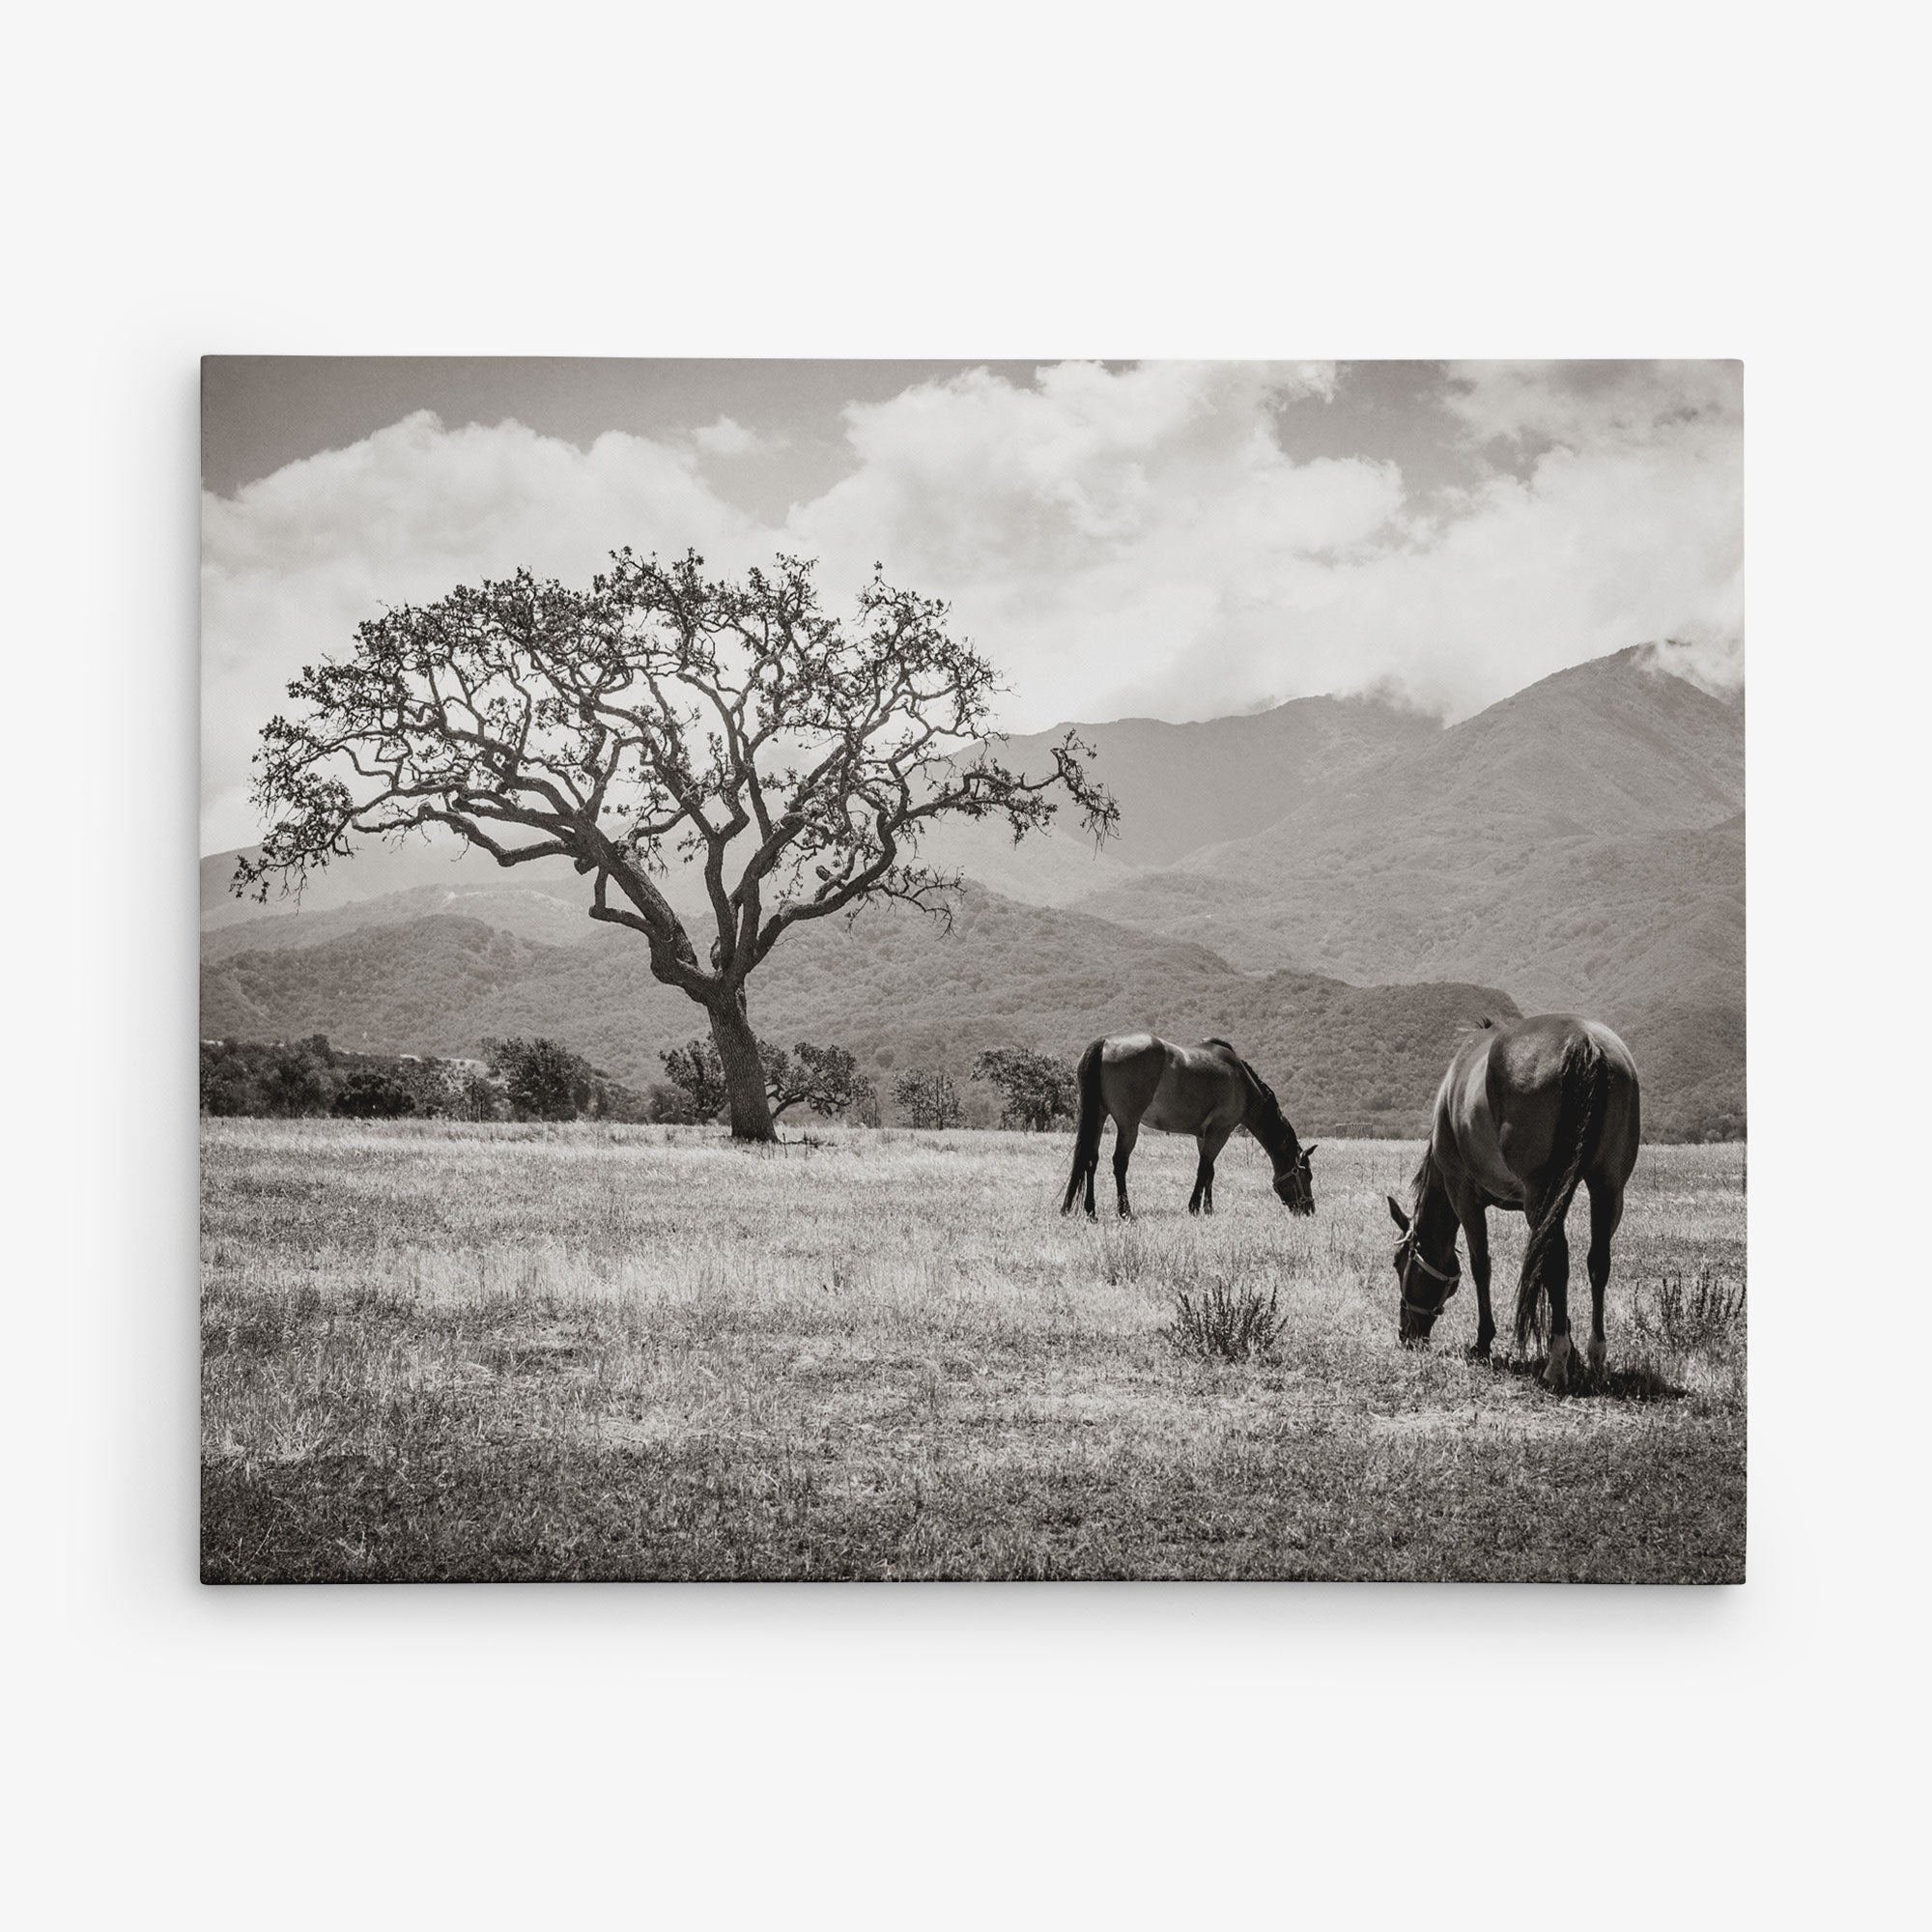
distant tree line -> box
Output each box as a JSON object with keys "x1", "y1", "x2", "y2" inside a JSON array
[
  {"x1": 202, "y1": 1033, "x2": 1082, "y2": 1133},
  {"x1": 198, "y1": 1036, "x2": 648, "y2": 1123}
]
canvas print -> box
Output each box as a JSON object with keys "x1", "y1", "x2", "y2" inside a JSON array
[{"x1": 199, "y1": 358, "x2": 1745, "y2": 1582}]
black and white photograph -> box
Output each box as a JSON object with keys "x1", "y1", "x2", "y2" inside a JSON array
[
  {"x1": 25, "y1": 8, "x2": 1932, "y2": 1919},
  {"x1": 199, "y1": 355, "x2": 1746, "y2": 1582}
]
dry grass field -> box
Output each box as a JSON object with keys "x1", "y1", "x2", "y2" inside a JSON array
[{"x1": 201, "y1": 1121, "x2": 1746, "y2": 1582}]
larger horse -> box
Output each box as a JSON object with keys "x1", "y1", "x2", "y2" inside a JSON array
[
  {"x1": 1386, "y1": 1014, "x2": 1640, "y2": 1389},
  {"x1": 1061, "y1": 1034, "x2": 1316, "y2": 1219}
]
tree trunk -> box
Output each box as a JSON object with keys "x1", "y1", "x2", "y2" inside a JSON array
[{"x1": 707, "y1": 991, "x2": 777, "y2": 1142}]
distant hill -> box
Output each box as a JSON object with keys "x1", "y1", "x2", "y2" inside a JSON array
[
  {"x1": 200, "y1": 646, "x2": 1744, "y2": 1137},
  {"x1": 199, "y1": 690, "x2": 1435, "y2": 940},
  {"x1": 204, "y1": 880, "x2": 604, "y2": 956},
  {"x1": 915, "y1": 692, "x2": 1436, "y2": 907},
  {"x1": 202, "y1": 836, "x2": 594, "y2": 931},
  {"x1": 1064, "y1": 651, "x2": 1745, "y2": 1130},
  {"x1": 201, "y1": 890, "x2": 1519, "y2": 1140}
]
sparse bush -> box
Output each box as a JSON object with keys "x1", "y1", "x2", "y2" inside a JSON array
[
  {"x1": 779, "y1": 1041, "x2": 878, "y2": 1123},
  {"x1": 894, "y1": 1067, "x2": 963, "y2": 1129},
  {"x1": 658, "y1": 1040, "x2": 728, "y2": 1121},
  {"x1": 1165, "y1": 1282, "x2": 1286, "y2": 1362},
  {"x1": 451, "y1": 1067, "x2": 505, "y2": 1121},
  {"x1": 646, "y1": 1080, "x2": 709, "y2": 1125},
  {"x1": 1632, "y1": 1271, "x2": 1747, "y2": 1350},
  {"x1": 584, "y1": 1075, "x2": 652, "y2": 1123}
]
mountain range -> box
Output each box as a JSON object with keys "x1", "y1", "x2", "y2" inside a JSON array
[{"x1": 202, "y1": 644, "x2": 1745, "y2": 1138}]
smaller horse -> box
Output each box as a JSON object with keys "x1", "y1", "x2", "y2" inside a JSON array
[
  {"x1": 1061, "y1": 1033, "x2": 1316, "y2": 1220},
  {"x1": 1387, "y1": 1013, "x2": 1640, "y2": 1388}
]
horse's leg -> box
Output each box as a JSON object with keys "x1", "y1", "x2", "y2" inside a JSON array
[
  {"x1": 1189, "y1": 1135, "x2": 1209, "y2": 1215},
  {"x1": 1534, "y1": 1186, "x2": 1575, "y2": 1390},
  {"x1": 1113, "y1": 1119, "x2": 1140, "y2": 1219},
  {"x1": 1463, "y1": 1208, "x2": 1495, "y2": 1358},
  {"x1": 1200, "y1": 1124, "x2": 1234, "y2": 1216},
  {"x1": 1584, "y1": 1179, "x2": 1623, "y2": 1378}
]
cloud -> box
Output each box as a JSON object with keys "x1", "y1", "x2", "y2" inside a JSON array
[
  {"x1": 783, "y1": 357, "x2": 1741, "y2": 732},
  {"x1": 201, "y1": 411, "x2": 763, "y2": 845},
  {"x1": 202, "y1": 363, "x2": 1743, "y2": 852},
  {"x1": 1442, "y1": 358, "x2": 1742, "y2": 450},
  {"x1": 692, "y1": 414, "x2": 781, "y2": 458}
]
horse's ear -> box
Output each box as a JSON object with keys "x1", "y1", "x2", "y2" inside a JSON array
[
  {"x1": 1386, "y1": 1195, "x2": 1410, "y2": 1233},
  {"x1": 1304, "y1": 1144, "x2": 1320, "y2": 1159}
]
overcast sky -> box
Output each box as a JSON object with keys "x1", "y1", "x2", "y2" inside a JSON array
[{"x1": 201, "y1": 357, "x2": 1743, "y2": 854}]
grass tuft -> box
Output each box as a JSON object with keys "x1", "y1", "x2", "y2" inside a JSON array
[
  {"x1": 1164, "y1": 1280, "x2": 1286, "y2": 1362},
  {"x1": 1633, "y1": 1270, "x2": 1747, "y2": 1349}
]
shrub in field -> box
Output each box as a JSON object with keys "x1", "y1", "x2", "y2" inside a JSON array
[
  {"x1": 895, "y1": 1067, "x2": 963, "y2": 1129},
  {"x1": 1632, "y1": 1271, "x2": 1747, "y2": 1350},
  {"x1": 776, "y1": 1041, "x2": 879, "y2": 1125},
  {"x1": 450, "y1": 1066, "x2": 506, "y2": 1121},
  {"x1": 1165, "y1": 1282, "x2": 1287, "y2": 1362},
  {"x1": 484, "y1": 1037, "x2": 597, "y2": 1121},
  {"x1": 660, "y1": 1037, "x2": 730, "y2": 1121},
  {"x1": 972, "y1": 1046, "x2": 1077, "y2": 1130},
  {"x1": 646, "y1": 1080, "x2": 709, "y2": 1124}
]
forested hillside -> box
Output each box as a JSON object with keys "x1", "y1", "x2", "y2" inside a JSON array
[{"x1": 202, "y1": 889, "x2": 1521, "y2": 1138}]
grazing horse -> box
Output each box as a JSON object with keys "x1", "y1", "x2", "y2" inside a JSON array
[
  {"x1": 1061, "y1": 1033, "x2": 1316, "y2": 1220},
  {"x1": 1386, "y1": 1014, "x2": 1640, "y2": 1389}
]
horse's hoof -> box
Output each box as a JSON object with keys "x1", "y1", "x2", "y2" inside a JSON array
[
  {"x1": 1467, "y1": 1341, "x2": 1492, "y2": 1361},
  {"x1": 1543, "y1": 1336, "x2": 1574, "y2": 1391},
  {"x1": 1586, "y1": 1336, "x2": 1606, "y2": 1376}
]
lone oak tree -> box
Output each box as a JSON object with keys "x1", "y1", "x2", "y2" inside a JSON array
[{"x1": 241, "y1": 551, "x2": 1116, "y2": 1141}]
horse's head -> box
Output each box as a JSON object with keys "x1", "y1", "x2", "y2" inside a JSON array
[
  {"x1": 1239, "y1": 1060, "x2": 1315, "y2": 1216},
  {"x1": 1387, "y1": 1194, "x2": 1459, "y2": 1343},
  {"x1": 1273, "y1": 1142, "x2": 1318, "y2": 1216}
]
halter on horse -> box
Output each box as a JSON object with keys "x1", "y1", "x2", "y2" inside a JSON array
[
  {"x1": 1062, "y1": 1033, "x2": 1315, "y2": 1220},
  {"x1": 1387, "y1": 1013, "x2": 1642, "y2": 1388}
]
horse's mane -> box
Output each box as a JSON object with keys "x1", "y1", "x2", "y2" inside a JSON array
[
  {"x1": 1407, "y1": 1143, "x2": 1439, "y2": 1214},
  {"x1": 1226, "y1": 1048, "x2": 1298, "y2": 1155}
]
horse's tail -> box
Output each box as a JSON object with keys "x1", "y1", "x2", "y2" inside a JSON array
[
  {"x1": 1516, "y1": 1034, "x2": 1610, "y2": 1347},
  {"x1": 1061, "y1": 1038, "x2": 1106, "y2": 1215}
]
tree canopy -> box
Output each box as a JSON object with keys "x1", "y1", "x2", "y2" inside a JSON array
[{"x1": 242, "y1": 552, "x2": 1115, "y2": 1138}]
